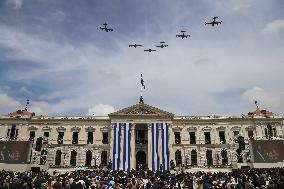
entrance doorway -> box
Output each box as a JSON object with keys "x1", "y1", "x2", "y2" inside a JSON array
[{"x1": 136, "y1": 151, "x2": 146, "y2": 170}]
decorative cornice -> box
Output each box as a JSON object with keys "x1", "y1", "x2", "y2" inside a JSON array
[
  {"x1": 85, "y1": 126, "x2": 96, "y2": 132},
  {"x1": 71, "y1": 126, "x2": 81, "y2": 132},
  {"x1": 202, "y1": 126, "x2": 212, "y2": 131},
  {"x1": 230, "y1": 126, "x2": 241, "y2": 131},
  {"x1": 109, "y1": 103, "x2": 174, "y2": 119},
  {"x1": 187, "y1": 126, "x2": 197, "y2": 132},
  {"x1": 216, "y1": 126, "x2": 226, "y2": 131},
  {"x1": 27, "y1": 126, "x2": 38, "y2": 131},
  {"x1": 56, "y1": 126, "x2": 66, "y2": 132},
  {"x1": 42, "y1": 126, "x2": 52, "y2": 131}
]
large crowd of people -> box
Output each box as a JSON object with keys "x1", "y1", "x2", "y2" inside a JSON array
[{"x1": 0, "y1": 168, "x2": 284, "y2": 189}]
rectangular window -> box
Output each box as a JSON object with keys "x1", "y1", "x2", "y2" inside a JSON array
[
  {"x1": 248, "y1": 130, "x2": 254, "y2": 139},
  {"x1": 136, "y1": 130, "x2": 147, "y2": 144},
  {"x1": 29, "y1": 131, "x2": 35, "y2": 141},
  {"x1": 57, "y1": 132, "x2": 64, "y2": 144},
  {"x1": 219, "y1": 131, "x2": 226, "y2": 144},
  {"x1": 204, "y1": 132, "x2": 211, "y2": 144},
  {"x1": 189, "y1": 132, "x2": 196, "y2": 144},
  {"x1": 87, "y1": 132, "x2": 93, "y2": 144},
  {"x1": 174, "y1": 132, "x2": 181, "y2": 144},
  {"x1": 233, "y1": 131, "x2": 239, "y2": 137},
  {"x1": 72, "y1": 132, "x2": 79, "y2": 144},
  {"x1": 44, "y1": 132, "x2": 49, "y2": 137},
  {"x1": 102, "y1": 132, "x2": 108, "y2": 144}
]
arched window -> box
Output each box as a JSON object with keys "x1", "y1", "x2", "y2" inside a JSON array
[
  {"x1": 206, "y1": 150, "x2": 213, "y2": 166},
  {"x1": 35, "y1": 137, "x2": 43, "y2": 151},
  {"x1": 55, "y1": 150, "x2": 62, "y2": 166},
  {"x1": 40, "y1": 150, "x2": 48, "y2": 165},
  {"x1": 175, "y1": 150, "x2": 182, "y2": 166},
  {"x1": 85, "y1": 150, "x2": 92, "y2": 167},
  {"x1": 70, "y1": 150, "x2": 77, "y2": 166},
  {"x1": 10, "y1": 125, "x2": 16, "y2": 139},
  {"x1": 191, "y1": 150, "x2": 197, "y2": 166},
  {"x1": 221, "y1": 150, "x2": 228, "y2": 165},
  {"x1": 101, "y1": 151, "x2": 108, "y2": 166}
]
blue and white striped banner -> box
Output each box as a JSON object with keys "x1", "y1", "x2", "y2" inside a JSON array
[
  {"x1": 113, "y1": 123, "x2": 121, "y2": 170},
  {"x1": 152, "y1": 122, "x2": 159, "y2": 171},
  {"x1": 123, "y1": 123, "x2": 131, "y2": 171},
  {"x1": 162, "y1": 122, "x2": 169, "y2": 170}
]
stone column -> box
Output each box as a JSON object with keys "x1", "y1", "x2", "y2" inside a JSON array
[
  {"x1": 109, "y1": 124, "x2": 114, "y2": 167},
  {"x1": 130, "y1": 123, "x2": 136, "y2": 170},
  {"x1": 147, "y1": 123, "x2": 152, "y2": 170}
]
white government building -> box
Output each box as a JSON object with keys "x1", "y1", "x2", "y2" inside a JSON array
[{"x1": 0, "y1": 97, "x2": 283, "y2": 172}]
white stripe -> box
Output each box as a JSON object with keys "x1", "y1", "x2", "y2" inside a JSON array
[
  {"x1": 164, "y1": 123, "x2": 167, "y2": 170},
  {"x1": 125, "y1": 123, "x2": 129, "y2": 170},
  {"x1": 153, "y1": 123, "x2": 156, "y2": 170},
  {"x1": 115, "y1": 123, "x2": 119, "y2": 170},
  {"x1": 156, "y1": 123, "x2": 158, "y2": 170}
]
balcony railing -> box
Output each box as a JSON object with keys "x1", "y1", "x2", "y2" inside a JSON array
[{"x1": 135, "y1": 140, "x2": 148, "y2": 144}]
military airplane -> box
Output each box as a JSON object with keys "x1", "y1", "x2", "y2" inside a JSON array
[
  {"x1": 99, "y1": 23, "x2": 114, "y2": 32},
  {"x1": 129, "y1": 44, "x2": 143, "y2": 48},
  {"x1": 176, "y1": 31, "x2": 190, "y2": 39},
  {"x1": 205, "y1": 17, "x2": 222, "y2": 26},
  {"x1": 155, "y1": 42, "x2": 168, "y2": 48},
  {"x1": 144, "y1": 48, "x2": 156, "y2": 52}
]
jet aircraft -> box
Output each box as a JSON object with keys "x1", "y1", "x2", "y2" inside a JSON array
[
  {"x1": 129, "y1": 44, "x2": 143, "y2": 48},
  {"x1": 155, "y1": 42, "x2": 168, "y2": 48},
  {"x1": 205, "y1": 17, "x2": 222, "y2": 26},
  {"x1": 144, "y1": 48, "x2": 156, "y2": 52},
  {"x1": 176, "y1": 31, "x2": 190, "y2": 39},
  {"x1": 99, "y1": 23, "x2": 114, "y2": 32}
]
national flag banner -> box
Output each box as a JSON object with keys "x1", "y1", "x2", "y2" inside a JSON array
[{"x1": 141, "y1": 74, "x2": 145, "y2": 90}]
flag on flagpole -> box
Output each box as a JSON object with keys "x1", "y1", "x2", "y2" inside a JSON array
[{"x1": 140, "y1": 74, "x2": 145, "y2": 90}]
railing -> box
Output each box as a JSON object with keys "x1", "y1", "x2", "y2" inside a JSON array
[{"x1": 135, "y1": 140, "x2": 148, "y2": 144}]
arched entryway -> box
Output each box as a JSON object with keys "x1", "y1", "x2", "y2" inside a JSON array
[
  {"x1": 85, "y1": 150, "x2": 92, "y2": 167},
  {"x1": 55, "y1": 150, "x2": 62, "y2": 166},
  {"x1": 70, "y1": 150, "x2": 77, "y2": 166},
  {"x1": 136, "y1": 151, "x2": 147, "y2": 170},
  {"x1": 175, "y1": 150, "x2": 182, "y2": 166},
  {"x1": 191, "y1": 149, "x2": 197, "y2": 166},
  {"x1": 35, "y1": 137, "x2": 43, "y2": 151},
  {"x1": 206, "y1": 150, "x2": 213, "y2": 166},
  {"x1": 221, "y1": 150, "x2": 228, "y2": 165}
]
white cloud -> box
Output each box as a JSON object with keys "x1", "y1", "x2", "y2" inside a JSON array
[
  {"x1": 7, "y1": 0, "x2": 24, "y2": 10},
  {"x1": 29, "y1": 101, "x2": 51, "y2": 115},
  {"x1": 230, "y1": 0, "x2": 252, "y2": 10},
  {"x1": 261, "y1": 19, "x2": 284, "y2": 34},
  {"x1": 241, "y1": 87, "x2": 284, "y2": 112},
  {"x1": 87, "y1": 104, "x2": 115, "y2": 116},
  {"x1": 0, "y1": 92, "x2": 21, "y2": 114}
]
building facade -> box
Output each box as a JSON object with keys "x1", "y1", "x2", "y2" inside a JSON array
[{"x1": 0, "y1": 99, "x2": 283, "y2": 171}]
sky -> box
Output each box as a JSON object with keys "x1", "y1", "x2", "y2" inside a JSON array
[{"x1": 0, "y1": 0, "x2": 284, "y2": 116}]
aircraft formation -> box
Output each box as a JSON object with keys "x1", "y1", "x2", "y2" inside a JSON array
[{"x1": 99, "y1": 16, "x2": 222, "y2": 53}]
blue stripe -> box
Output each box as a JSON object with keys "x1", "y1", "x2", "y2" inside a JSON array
[
  {"x1": 152, "y1": 123, "x2": 154, "y2": 171},
  {"x1": 128, "y1": 123, "x2": 131, "y2": 171},
  {"x1": 166, "y1": 123, "x2": 169, "y2": 170},
  {"x1": 123, "y1": 123, "x2": 126, "y2": 171},
  {"x1": 118, "y1": 123, "x2": 121, "y2": 170},
  {"x1": 113, "y1": 123, "x2": 116, "y2": 170},
  {"x1": 162, "y1": 123, "x2": 165, "y2": 171},
  {"x1": 156, "y1": 123, "x2": 159, "y2": 171}
]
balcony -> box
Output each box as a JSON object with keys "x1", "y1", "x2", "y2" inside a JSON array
[{"x1": 135, "y1": 139, "x2": 148, "y2": 144}]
